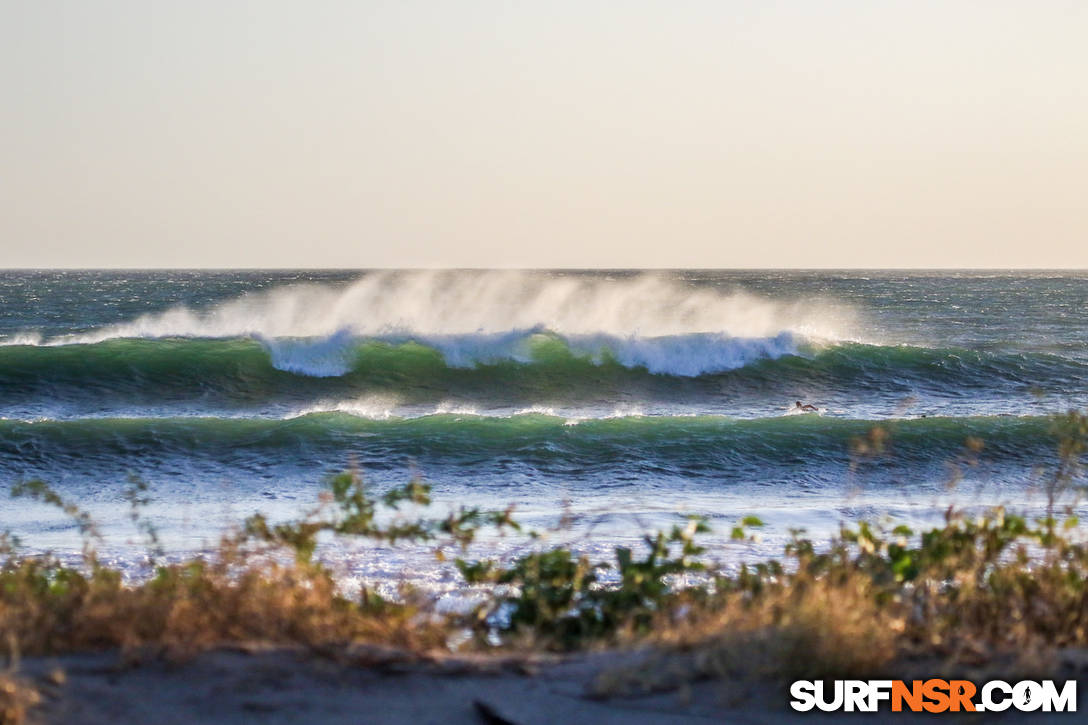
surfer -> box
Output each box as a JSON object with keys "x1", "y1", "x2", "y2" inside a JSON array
[{"x1": 794, "y1": 401, "x2": 818, "y2": 412}]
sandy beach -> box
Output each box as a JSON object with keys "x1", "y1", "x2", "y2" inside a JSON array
[{"x1": 10, "y1": 645, "x2": 1084, "y2": 724}]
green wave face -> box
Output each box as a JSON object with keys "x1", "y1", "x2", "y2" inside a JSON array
[
  {"x1": 1, "y1": 335, "x2": 1085, "y2": 416},
  {"x1": 3, "y1": 271, "x2": 1087, "y2": 577}
]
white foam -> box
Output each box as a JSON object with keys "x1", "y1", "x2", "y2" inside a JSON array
[
  {"x1": 32, "y1": 271, "x2": 864, "y2": 377},
  {"x1": 0, "y1": 332, "x2": 43, "y2": 346},
  {"x1": 433, "y1": 401, "x2": 482, "y2": 417},
  {"x1": 411, "y1": 329, "x2": 541, "y2": 368},
  {"x1": 564, "y1": 331, "x2": 799, "y2": 376},
  {"x1": 54, "y1": 271, "x2": 859, "y2": 342},
  {"x1": 511, "y1": 405, "x2": 559, "y2": 417},
  {"x1": 261, "y1": 329, "x2": 359, "y2": 377},
  {"x1": 284, "y1": 394, "x2": 402, "y2": 420},
  {"x1": 606, "y1": 404, "x2": 646, "y2": 418}
]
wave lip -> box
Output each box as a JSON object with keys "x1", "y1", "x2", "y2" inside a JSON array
[
  {"x1": 260, "y1": 329, "x2": 360, "y2": 377},
  {"x1": 0, "y1": 269, "x2": 857, "y2": 385},
  {"x1": 1, "y1": 335, "x2": 1087, "y2": 418},
  {"x1": 562, "y1": 331, "x2": 800, "y2": 377},
  {"x1": 257, "y1": 329, "x2": 804, "y2": 379}
]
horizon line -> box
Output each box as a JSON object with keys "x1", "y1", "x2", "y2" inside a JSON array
[{"x1": 3, "y1": 266, "x2": 1088, "y2": 272}]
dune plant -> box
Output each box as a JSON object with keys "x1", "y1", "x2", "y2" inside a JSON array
[{"x1": 0, "y1": 409, "x2": 1082, "y2": 722}]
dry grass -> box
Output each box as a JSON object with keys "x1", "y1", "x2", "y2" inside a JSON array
[
  {"x1": 0, "y1": 474, "x2": 478, "y2": 660},
  {"x1": 698, "y1": 575, "x2": 900, "y2": 681},
  {"x1": 590, "y1": 507, "x2": 1088, "y2": 698},
  {"x1": 0, "y1": 552, "x2": 446, "y2": 660},
  {"x1": 0, "y1": 410, "x2": 1083, "y2": 713},
  {"x1": 592, "y1": 573, "x2": 901, "y2": 697},
  {"x1": 0, "y1": 671, "x2": 40, "y2": 725}
]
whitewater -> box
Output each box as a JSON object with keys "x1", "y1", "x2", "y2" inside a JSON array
[{"x1": 1, "y1": 269, "x2": 1086, "y2": 589}]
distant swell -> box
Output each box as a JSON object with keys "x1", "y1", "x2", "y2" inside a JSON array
[{"x1": 0, "y1": 413, "x2": 1067, "y2": 483}]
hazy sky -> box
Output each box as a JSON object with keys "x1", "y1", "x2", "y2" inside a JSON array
[{"x1": 1, "y1": 1, "x2": 1085, "y2": 268}]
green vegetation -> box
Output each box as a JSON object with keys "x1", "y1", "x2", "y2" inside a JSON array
[{"x1": 0, "y1": 412, "x2": 1085, "y2": 724}]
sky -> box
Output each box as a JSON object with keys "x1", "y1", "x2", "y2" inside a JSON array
[{"x1": 1, "y1": 1, "x2": 1085, "y2": 268}]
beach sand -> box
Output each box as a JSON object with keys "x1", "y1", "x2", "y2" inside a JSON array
[{"x1": 16, "y1": 645, "x2": 1086, "y2": 724}]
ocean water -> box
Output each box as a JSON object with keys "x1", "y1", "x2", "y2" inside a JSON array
[{"x1": 1, "y1": 270, "x2": 1086, "y2": 588}]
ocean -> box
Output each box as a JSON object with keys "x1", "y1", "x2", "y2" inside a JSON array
[{"x1": 2, "y1": 269, "x2": 1086, "y2": 591}]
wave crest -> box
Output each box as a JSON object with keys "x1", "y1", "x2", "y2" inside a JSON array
[
  {"x1": 257, "y1": 329, "x2": 803, "y2": 378},
  {"x1": 43, "y1": 270, "x2": 860, "y2": 345}
]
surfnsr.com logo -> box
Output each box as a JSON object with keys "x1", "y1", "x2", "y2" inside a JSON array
[{"x1": 790, "y1": 679, "x2": 1078, "y2": 713}]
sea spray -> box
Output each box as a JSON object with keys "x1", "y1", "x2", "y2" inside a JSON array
[
  {"x1": 43, "y1": 270, "x2": 861, "y2": 343},
  {"x1": 3, "y1": 269, "x2": 1087, "y2": 588}
]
